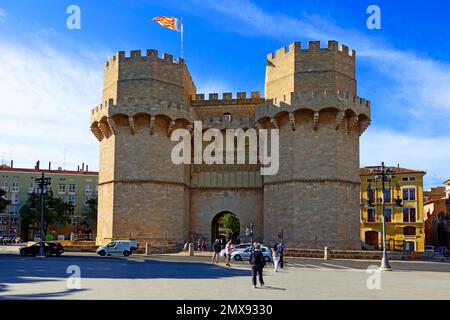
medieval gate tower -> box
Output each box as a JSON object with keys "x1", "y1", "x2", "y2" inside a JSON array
[{"x1": 90, "y1": 40, "x2": 371, "y2": 249}]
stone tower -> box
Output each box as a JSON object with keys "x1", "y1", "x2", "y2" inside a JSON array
[
  {"x1": 257, "y1": 41, "x2": 370, "y2": 249},
  {"x1": 90, "y1": 40, "x2": 370, "y2": 250},
  {"x1": 90, "y1": 50, "x2": 196, "y2": 245}
]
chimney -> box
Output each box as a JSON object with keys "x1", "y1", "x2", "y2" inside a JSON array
[
  {"x1": 77, "y1": 165, "x2": 80, "y2": 171},
  {"x1": 49, "y1": 161, "x2": 51, "y2": 171},
  {"x1": 10, "y1": 160, "x2": 13, "y2": 168},
  {"x1": 86, "y1": 165, "x2": 89, "y2": 172},
  {"x1": 36, "y1": 160, "x2": 40, "y2": 170},
  {"x1": 82, "y1": 162, "x2": 85, "y2": 172}
]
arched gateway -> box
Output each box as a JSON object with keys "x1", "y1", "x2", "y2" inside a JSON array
[{"x1": 211, "y1": 211, "x2": 240, "y2": 244}]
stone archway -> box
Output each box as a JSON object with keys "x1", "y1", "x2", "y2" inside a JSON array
[{"x1": 211, "y1": 211, "x2": 240, "y2": 245}]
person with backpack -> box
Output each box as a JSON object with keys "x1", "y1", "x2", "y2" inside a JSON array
[{"x1": 249, "y1": 243, "x2": 266, "y2": 288}]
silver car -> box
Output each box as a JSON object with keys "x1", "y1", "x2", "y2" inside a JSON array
[{"x1": 231, "y1": 246, "x2": 272, "y2": 262}]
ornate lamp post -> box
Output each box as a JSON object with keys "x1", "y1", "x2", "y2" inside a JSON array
[{"x1": 367, "y1": 162, "x2": 402, "y2": 271}]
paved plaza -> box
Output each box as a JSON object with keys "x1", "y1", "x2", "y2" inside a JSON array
[{"x1": 0, "y1": 245, "x2": 449, "y2": 299}]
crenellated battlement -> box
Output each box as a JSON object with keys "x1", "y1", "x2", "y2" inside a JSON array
[
  {"x1": 266, "y1": 40, "x2": 356, "y2": 61},
  {"x1": 105, "y1": 49, "x2": 184, "y2": 67},
  {"x1": 192, "y1": 91, "x2": 264, "y2": 106},
  {"x1": 90, "y1": 97, "x2": 194, "y2": 124}
]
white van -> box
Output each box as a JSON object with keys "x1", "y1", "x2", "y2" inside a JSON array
[{"x1": 96, "y1": 240, "x2": 138, "y2": 257}]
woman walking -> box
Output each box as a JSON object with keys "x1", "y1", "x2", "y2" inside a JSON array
[
  {"x1": 272, "y1": 244, "x2": 280, "y2": 272},
  {"x1": 225, "y1": 240, "x2": 233, "y2": 266}
]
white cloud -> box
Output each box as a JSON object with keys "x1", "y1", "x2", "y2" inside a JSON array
[
  {"x1": 0, "y1": 37, "x2": 103, "y2": 171},
  {"x1": 0, "y1": 8, "x2": 6, "y2": 22},
  {"x1": 189, "y1": 0, "x2": 450, "y2": 186},
  {"x1": 361, "y1": 129, "x2": 450, "y2": 189}
]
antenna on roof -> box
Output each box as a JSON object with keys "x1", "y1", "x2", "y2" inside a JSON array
[{"x1": 63, "y1": 148, "x2": 66, "y2": 171}]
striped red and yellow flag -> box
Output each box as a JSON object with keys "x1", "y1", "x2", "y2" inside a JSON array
[{"x1": 153, "y1": 16, "x2": 179, "y2": 31}]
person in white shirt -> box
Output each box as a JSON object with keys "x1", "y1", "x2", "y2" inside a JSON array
[{"x1": 272, "y1": 244, "x2": 280, "y2": 272}]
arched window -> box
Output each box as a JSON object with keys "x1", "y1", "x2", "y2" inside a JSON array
[{"x1": 223, "y1": 113, "x2": 232, "y2": 122}]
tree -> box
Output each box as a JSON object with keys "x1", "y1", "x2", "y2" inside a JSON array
[
  {"x1": 19, "y1": 192, "x2": 71, "y2": 239},
  {"x1": 0, "y1": 188, "x2": 11, "y2": 212},
  {"x1": 82, "y1": 197, "x2": 98, "y2": 231},
  {"x1": 223, "y1": 213, "x2": 240, "y2": 242}
]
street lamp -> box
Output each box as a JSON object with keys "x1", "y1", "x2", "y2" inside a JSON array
[
  {"x1": 367, "y1": 162, "x2": 402, "y2": 271},
  {"x1": 30, "y1": 173, "x2": 52, "y2": 257}
]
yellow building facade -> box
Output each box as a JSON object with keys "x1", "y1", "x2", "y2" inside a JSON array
[{"x1": 360, "y1": 166, "x2": 426, "y2": 252}]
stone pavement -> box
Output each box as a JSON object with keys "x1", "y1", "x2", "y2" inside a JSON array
[{"x1": 1, "y1": 250, "x2": 449, "y2": 300}]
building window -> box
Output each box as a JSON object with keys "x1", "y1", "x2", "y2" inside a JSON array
[
  {"x1": 11, "y1": 194, "x2": 19, "y2": 205},
  {"x1": 223, "y1": 113, "x2": 232, "y2": 122},
  {"x1": 384, "y1": 207, "x2": 392, "y2": 222},
  {"x1": 402, "y1": 187, "x2": 416, "y2": 201},
  {"x1": 409, "y1": 177, "x2": 416, "y2": 182},
  {"x1": 85, "y1": 184, "x2": 92, "y2": 194},
  {"x1": 367, "y1": 188, "x2": 376, "y2": 204},
  {"x1": 404, "y1": 227, "x2": 416, "y2": 236},
  {"x1": 11, "y1": 180, "x2": 19, "y2": 192},
  {"x1": 383, "y1": 188, "x2": 391, "y2": 203},
  {"x1": 68, "y1": 184, "x2": 76, "y2": 193},
  {"x1": 59, "y1": 184, "x2": 66, "y2": 194},
  {"x1": 68, "y1": 195, "x2": 76, "y2": 205},
  {"x1": 59, "y1": 195, "x2": 66, "y2": 203},
  {"x1": 403, "y1": 207, "x2": 416, "y2": 222},
  {"x1": 10, "y1": 217, "x2": 17, "y2": 225},
  {"x1": 367, "y1": 208, "x2": 376, "y2": 222}
]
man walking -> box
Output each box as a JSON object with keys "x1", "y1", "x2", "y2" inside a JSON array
[
  {"x1": 249, "y1": 243, "x2": 266, "y2": 288},
  {"x1": 277, "y1": 240, "x2": 284, "y2": 269},
  {"x1": 212, "y1": 239, "x2": 221, "y2": 263}
]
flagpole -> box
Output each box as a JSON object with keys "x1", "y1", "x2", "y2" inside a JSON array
[{"x1": 180, "y1": 16, "x2": 184, "y2": 60}]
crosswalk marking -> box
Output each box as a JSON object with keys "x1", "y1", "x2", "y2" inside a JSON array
[
  {"x1": 322, "y1": 263, "x2": 354, "y2": 270},
  {"x1": 305, "y1": 264, "x2": 328, "y2": 269}
]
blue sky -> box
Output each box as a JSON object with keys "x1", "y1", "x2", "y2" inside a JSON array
[{"x1": 0, "y1": 0, "x2": 449, "y2": 188}]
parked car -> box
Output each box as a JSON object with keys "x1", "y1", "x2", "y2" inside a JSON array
[
  {"x1": 435, "y1": 246, "x2": 449, "y2": 257},
  {"x1": 1, "y1": 235, "x2": 15, "y2": 244},
  {"x1": 231, "y1": 245, "x2": 272, "y2": 262},
  {"x1": 96, "y1": 240, "x2": 138, "y2": 257},
  {"x1": 219, "y1": 243, "x2": 252, "y2": 257},
  {"x1": 424, "y1": 245, "x2": 435, "y2": 252},
  {"x1": 19, "y1": 241, "x2": 64, "y2": 257}
]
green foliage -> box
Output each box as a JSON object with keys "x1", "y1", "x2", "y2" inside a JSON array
[
  {"x1": 0, "y1": 188, "x2": 11, "y2": 212},
  {"x1": 223, "y1": 213, "x2": 240, "y2": 235},
  {"x1": 82, "y1": 197, "x2": 98, "y2": 230},
  {"x1": 19, "y1": 192, "x2": 71, "y2": 235}
]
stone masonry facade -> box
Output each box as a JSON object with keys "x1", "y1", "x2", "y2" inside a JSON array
[{"x1": 90, "y1": 40, "x2": 371, "y2": 249}]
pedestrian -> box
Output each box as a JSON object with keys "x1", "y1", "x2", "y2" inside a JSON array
[
  {"x1": 249, "y1": 243, "x2": 266, "y2": 288},
  {"x1": 197, "y1": 239, "x2": 201, "y2": 251},
  {"x1": 203, "y1": 239, "x2": 207, "y2": 251},
  {"x1": 212, "y1": 239, "x2": 221, "y2": 263},
  {"x1": 225, "y1": 240, "x2": 233, "y2": 266},
  {"x1": 277, "y1": 240, "x2": 285, "y2": 269},
  {"x1": 272, "y1": 244, "x2": 280, "y2": 272}
]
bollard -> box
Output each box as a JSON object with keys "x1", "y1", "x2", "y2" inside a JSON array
[
  {"x1": 145, "y1": 243, "x2": 151, "y2": 256},
  {"x1": 324, "y1": 246, "x2": 329, "y2": 260},
  {"x1": 189, "y1": 243, "x2": 194, "y2": 256}
]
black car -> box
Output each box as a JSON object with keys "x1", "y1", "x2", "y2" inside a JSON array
[{"x1": 19, "y1": 241, "x2": 64, "y2": 257}]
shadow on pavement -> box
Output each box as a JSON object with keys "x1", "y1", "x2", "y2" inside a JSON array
[{"x1": 0, "y1": 253, "x2": 251, "y2": 299}]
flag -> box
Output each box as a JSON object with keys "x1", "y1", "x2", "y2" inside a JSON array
[{"x1": 153, "y1": 16, "x2": 179, "y2": 31}]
